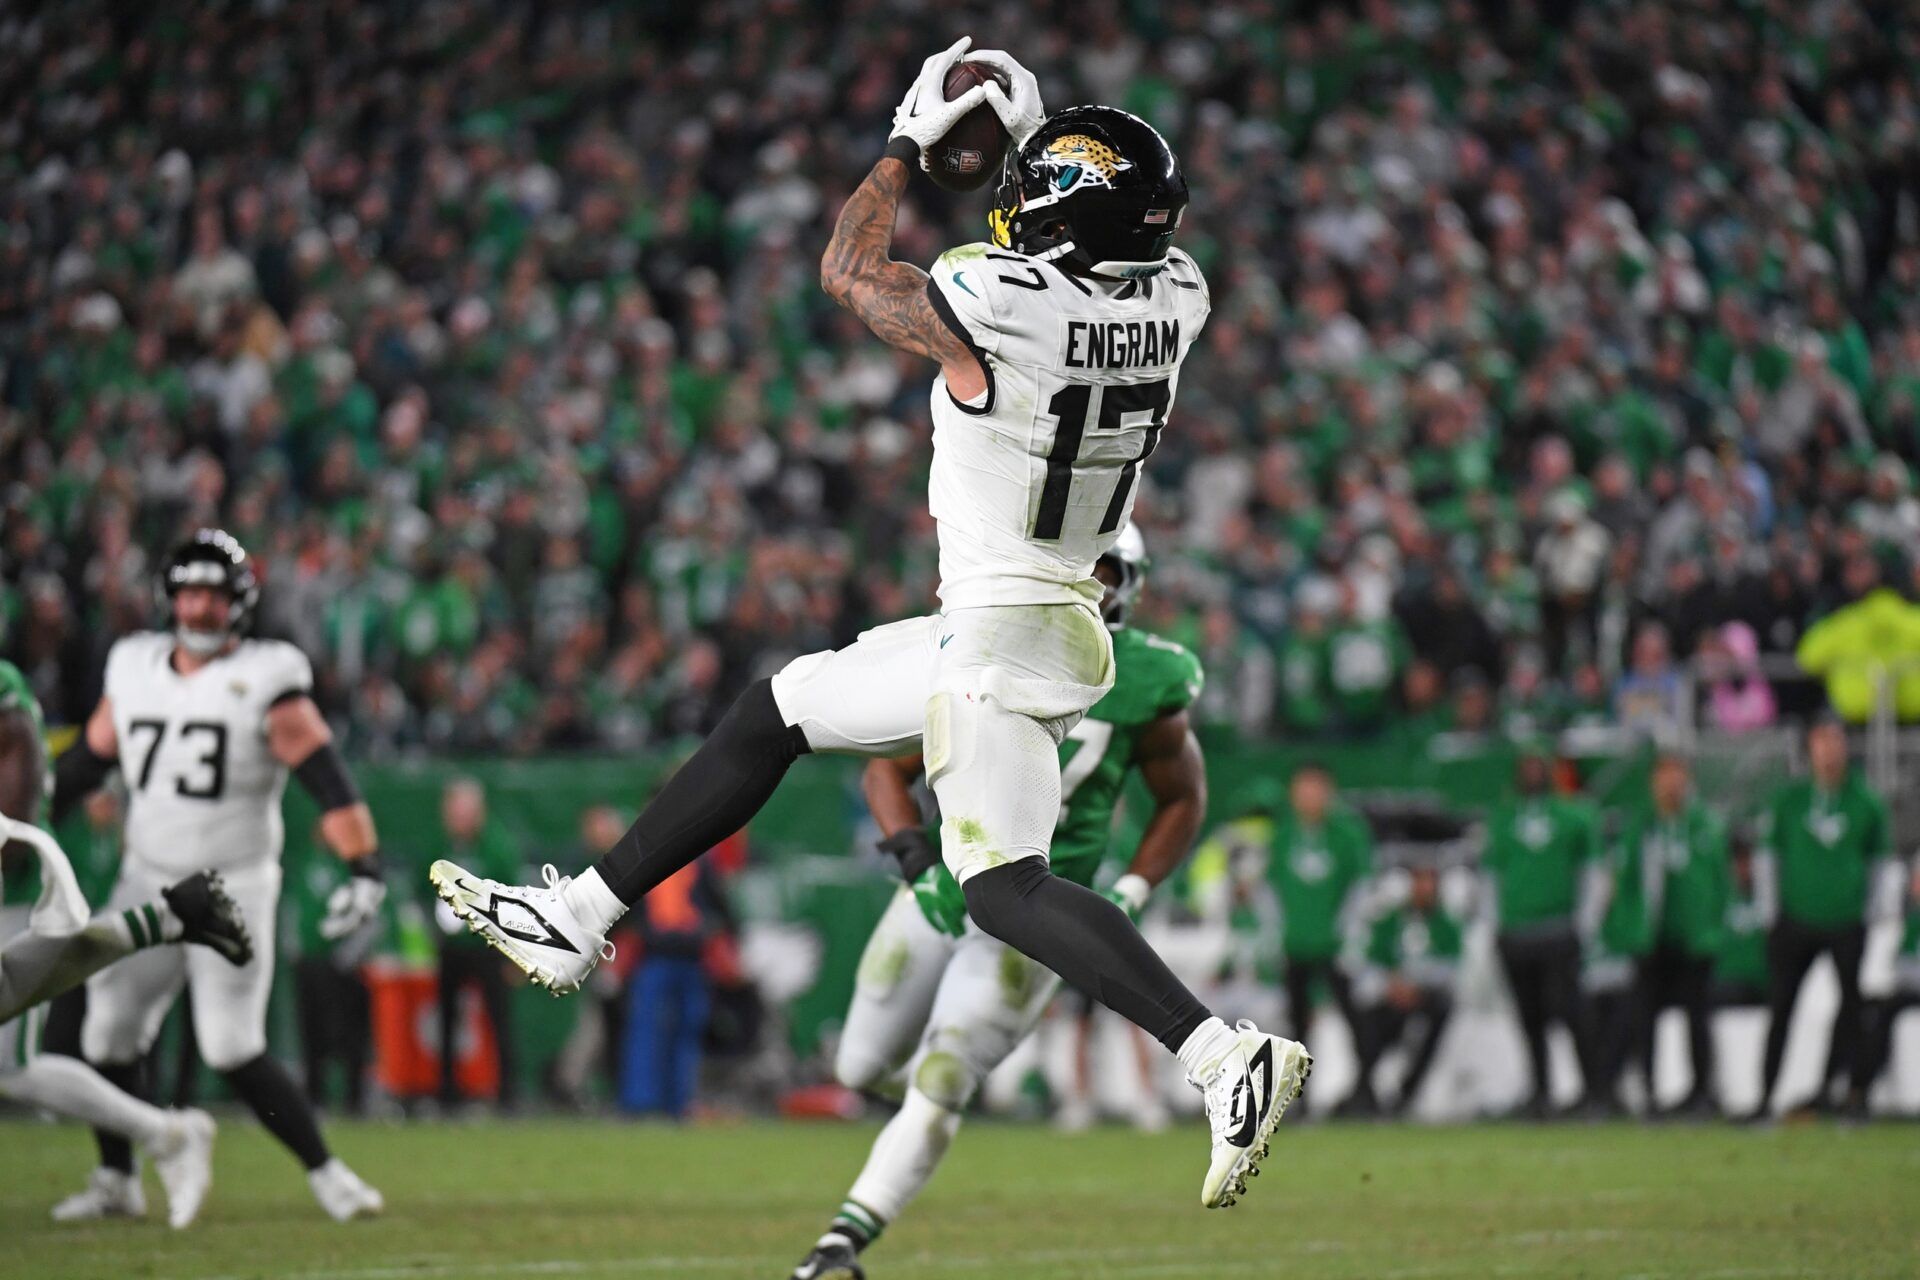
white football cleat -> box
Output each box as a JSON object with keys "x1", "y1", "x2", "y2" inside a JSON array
[
  {"x1": 429, "y1": 860, "x2": 611, "y2": 996},
  {"x1": 50, "y1": 1166, "x2": 147, "y2": 1222},
  {"x1": 1191, "y1": 1020, "x2": 1311, "y2": 1209},
  {"x1": 308, "y1": 1157, "x2": 384, "y2": 1222},
  {"x1": 149, "y1": 1108, "x2": 216, "y2": 1229}
]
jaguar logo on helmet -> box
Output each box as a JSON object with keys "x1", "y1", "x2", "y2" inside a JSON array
[
  {"x1": 1039, "y1": 134, "x2": 1135, "y2": 193},
  {"x1": 990, "y1": 106, "x2": 1188, "y2": 280}
]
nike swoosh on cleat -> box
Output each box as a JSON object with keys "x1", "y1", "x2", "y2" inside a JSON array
[
  {"x1": 1226, "y1": 1040, "x2": 1275, "y2": 1147},
  {"x1": 477, "y1": 893, "x2": 582, "y2": 954}
]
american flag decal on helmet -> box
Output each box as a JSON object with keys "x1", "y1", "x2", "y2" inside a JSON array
[{"x1": 1144, "y1": 208, "x2": 1170, "y2": 224}]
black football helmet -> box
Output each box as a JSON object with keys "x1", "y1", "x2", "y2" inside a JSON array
[
  {"x1": 158, "y1": 529, "x2": 258, "y2": 654},
  {"x1": 990, "y1": 106, "x2": 1188, "y2": 279}
]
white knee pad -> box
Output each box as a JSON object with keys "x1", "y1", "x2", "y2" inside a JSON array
[{"x1": 927, "y1": 691, "x2": 1062, "y2": 886}]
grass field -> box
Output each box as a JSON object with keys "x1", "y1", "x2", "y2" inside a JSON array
[{"x1": 3, "y1": 1116, "x2": 1917, "y2": 1279}]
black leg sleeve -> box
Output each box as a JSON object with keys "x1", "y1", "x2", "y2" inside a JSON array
[
  {"x1": 594, "y1": 679, "x2": 811, "y2": 904},
  {"x1": 963, "y1": 857, "x2": 1212, "y2": 1055},
  {"x1": 223, "y1": 1053, "x2": 331, "y2": 1171},
  {"x1": 90, "y1": 1058, "x2": 145, "y2": 1174}
]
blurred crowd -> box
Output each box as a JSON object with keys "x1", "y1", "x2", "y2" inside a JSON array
[{"x1": 6, "y1": 0, "x2": 1920, "y2": 752}]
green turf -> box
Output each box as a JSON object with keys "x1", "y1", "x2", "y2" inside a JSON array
[{"x1": 2, "y1": 1116, "x2": 1916, "y2": 1279}]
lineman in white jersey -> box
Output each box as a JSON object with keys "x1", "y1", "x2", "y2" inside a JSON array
[
  {"x1": 50, "y1": 530, "x2": 386, "y2": 1222},
  {"x1": 433, "y1": 40, "x2": 1308, "y2": 1210}
]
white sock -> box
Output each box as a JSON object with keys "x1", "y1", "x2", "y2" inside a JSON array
[
  {"x1": 0, "y1": 1055, "x2": 171, "y2": 1148},
  {"x1": 844, "y1": 1087, "x2": 963, "y2": 1228},
  {"x1": 1175, "y1": 1016, "x2": 1238, "y2": 1082},
  {"x1": 560, "y1": 867, "x2": 627, "y2": 935},
  {"x1": 109, "y1": 900, "x2": 183, "y2": 950}
]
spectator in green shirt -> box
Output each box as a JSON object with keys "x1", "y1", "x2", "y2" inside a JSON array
[
  {"x1": 1481, "y1": 750, "x2": 1604, "y2": 1117},
  {"x1": 1619, "y1": 755, "x2": 1730, "y2": 1117},
  {"x1": 1267, "y1": 762, "x2": 1373, "y2": 1111},
  {"x1": 1337, "y1": 863, "x2": 1467, "y2": 1117},
  {"x1": 1275, "y1": 581, "x2": 1336, "y2": 735},
  {"x1": 1749, "y1": 718, "x2": 1895, "y2": 1119}
]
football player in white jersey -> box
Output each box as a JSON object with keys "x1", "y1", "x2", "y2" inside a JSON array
[
  {"x1": 49, "y1": 530, "x2": 386, "y2": 1222},
  {"x1": 433, "y1": 40, "x2": 1307, "y2": 1209},
  {"x1": 0, "y1": 660, "x2": 251, "y2": 1229},
  {"x1": 789, "y1": 529, "x2": 1211, "y2": 1280}
]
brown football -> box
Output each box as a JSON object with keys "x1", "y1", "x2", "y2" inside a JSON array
[{"x1": 927, "y1": 60, "x2": 1011, "y2": 192}]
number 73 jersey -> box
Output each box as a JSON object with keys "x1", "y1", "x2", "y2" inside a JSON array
[
  {"x1": 925, "y1": 242, "x2": 1210, "y2": 612},
  {"x1": 103, "y1": 632, "x2": 314, "y2": 876}
]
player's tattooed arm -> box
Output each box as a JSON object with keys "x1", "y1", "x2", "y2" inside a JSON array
[{"x1": 820, "y1": 158, "x2": 988, "y2": 400}]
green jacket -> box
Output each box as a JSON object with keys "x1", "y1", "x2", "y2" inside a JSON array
[
  {"x1": 1341, "y1": 870, "x2": 1465, "y2": 993},
  {"x1": 0, "y1": 659, "x2": 50, "y2": 907},
  {"x1": 1614, "y1": 802, "x2": 1729, "y2": 957},
  {"x1": 1761, "y1": 772, "x2": 1890, "y2": 928},
  {"x1": 1483, "y1": 795, "x2": 1600, "y2": 930},
  {"x1": 1714, "y1": 888, "x2": 1771, "y2": 990},
  {"x1": 1325, "y1": 618, "x2": 1408, "y2": 728},
  {"x1": 1267, "y1": 806, "x2": 1374, "y2": 961},
  {"x1": 1274, "y1": 631, "x2": 1332, "y2": 733}
]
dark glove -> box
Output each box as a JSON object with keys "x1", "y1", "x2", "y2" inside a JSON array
[{"x1": 878, "y1": 828, "x2": 939, "y2": 883}]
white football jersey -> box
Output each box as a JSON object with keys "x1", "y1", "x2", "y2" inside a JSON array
[
  {"x1": 103, "y1": 632, "x2": 312, "y2": 876},
  {"x1": 925, "y1": 241, "x2": 1210, "y2": 611}
]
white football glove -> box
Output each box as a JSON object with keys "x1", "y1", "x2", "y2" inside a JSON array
[
  {"x1": 889, "y1": 36, "x2": 992, "y2": 165},
  {"x1": 966, "y1": 49, "x2": 1046, "y2": 149},
  {"x1": 319, "y1": 875, "x2": 387, "y2": 940}
]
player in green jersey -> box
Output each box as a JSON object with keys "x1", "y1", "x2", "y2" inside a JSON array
[
  {"x1": 789, "y1": 526, "x2": 1209, "y2": 1280},
  {"x1": 0, "y1": 659, "x2": 251, "y2": 1228}
]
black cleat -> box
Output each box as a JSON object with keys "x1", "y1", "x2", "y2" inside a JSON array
[
  {"x1": 790, "y1": 1240, "x2": 865, "y2": 1280},
  {"x1": 161, "y1": 872, "x2": 253, "y2": 966}
]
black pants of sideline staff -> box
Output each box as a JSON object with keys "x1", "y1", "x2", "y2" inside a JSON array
[
  {"x1": 438, "y1": 942, "x2": 516, "y2": 1109},
  {"x1": 1757, "y1": 918, "x2": 1864, "y2": 1112},
  {"x1": 295, "y1": 957, "x2": 371, "y2": 1114},
  {"x1": 1281, "y1": 957, "x2": 1364, "y2": 1112},
  {"x1": 1636, "y1": 944, "x2": 1717, "y2": 1109},
  {"x1": 1497, "y1": 926, "x2": 1590, "y2": 1111}
]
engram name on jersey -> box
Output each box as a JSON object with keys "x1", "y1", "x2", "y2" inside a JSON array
[
  {"x1": 925, "y1": 242, "x2": 1210, "y2": 613},
  {"x1": 104, "y1": 632, "x2": 312, "y2": 876}
]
